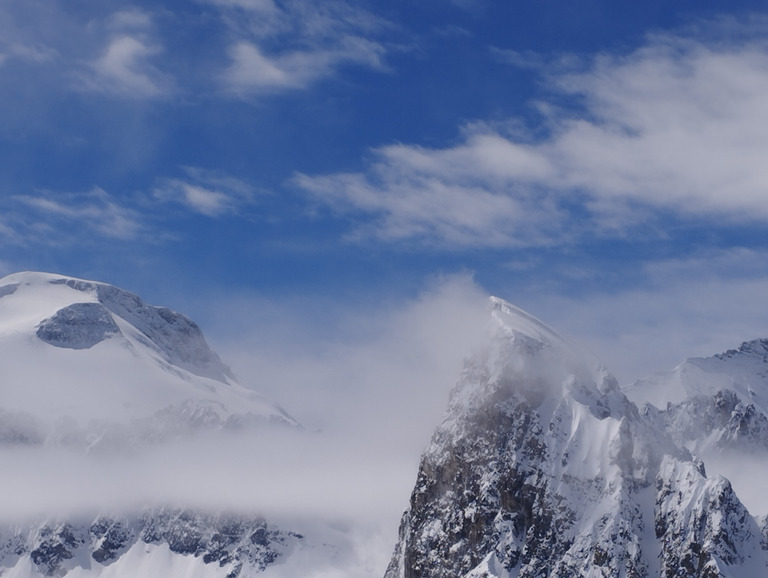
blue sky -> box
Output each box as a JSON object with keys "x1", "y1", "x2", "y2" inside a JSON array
[{"x1": 4, "y1": 0, "x2": 768, "y2": 389}]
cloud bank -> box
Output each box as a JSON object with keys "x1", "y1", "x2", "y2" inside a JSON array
[{"x1": 297, "y1": 25, "x2": 768, "y2": 247}]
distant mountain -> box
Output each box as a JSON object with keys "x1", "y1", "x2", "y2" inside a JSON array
[
  {"x1": 624, "y1": 338, "x2": 768, "y2": 413},
  {"x1": 625, "y1": 339, "x2": 768, "y2": 457},
  {"x1": 0, "y1": 271, "x2": 296, "y2": 450},
  {"x1": 385, "y1": 298, "x2": 768, "y2": 577},
  {"x1": 625, "y1": 338, "x2": 768, "y2": 521}
]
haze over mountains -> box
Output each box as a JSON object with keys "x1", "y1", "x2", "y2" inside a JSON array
[
  {"x1": 2, "y1": 272, "x2": 768, "y2": 577},
  {"x1": 0, "y1": 272, "x2": 383, "y2": 577}
]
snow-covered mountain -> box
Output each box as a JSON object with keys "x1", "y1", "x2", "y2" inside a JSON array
[
  {"x1": 0, "y1": 271, "x2": 296, "y2": 449},
  {"x1": 6, "y1": 272, "x2": 768, "y2": 577},
  {"x1": 0, "y1": 272, "x2": 321, "y2": 578},
  {"x1": 624, "y1": 338, "x2": 768, "y2": 414},
  {"x1": 385, "y1": 298, "x2": 768, "y2": 577},
  {"x1": 625, "y1": 338, "x2": 768, "y2": 518}
]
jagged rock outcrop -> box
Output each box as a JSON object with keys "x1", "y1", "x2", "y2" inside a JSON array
[
  {"x1": 0, "y1": 509, "x2": 302, "y2": 577},
  {"x1": 45, "y1": 275, "x2": 234, "y2": 382}
]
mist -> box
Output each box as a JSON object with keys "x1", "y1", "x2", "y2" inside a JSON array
[{"x1": 0, "y1": 275, "x2": 493, "y2": 577}]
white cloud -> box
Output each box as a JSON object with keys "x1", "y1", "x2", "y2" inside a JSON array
[
  {"x1": 154, "y1": 167, "x2": 259, "y2": 216},
  {"x1": 0, "y1": 218, "x2": 16, "y2": 238},
  {"x1": 224, "y1": 41, "x2": 297, "y2": 90},
  {"x1": 0, "y1": 3, "x2": 171, "y2": 99},
  {"x1": 2, "y1": 41, "x2": 56, "y2": 64},
  {"x1": 210, "y1": 275, "x2": 490, "y2": 447},
  {"x1": 297, "y1": 28, "x2": 768, "y2": 247},
  {"x1": 14, "y1": 188, "x2": 143, "y2": 240},
  {"x1": 107, "y1": 9, "x2": 154, "y2": 31},
  {"x1": 214, "y1": 0, "x2": 388, "y2": 95},
  {"x1": 204, "y1": 0, "x2": 279, "y2": 13},
  {"x1": 55, "y1": 7, "x2": 172, "y2": 99},
  {"x1": 295, "y1": 166, "x2": 565, "y2": 247},
  {"x1": 85, "y1": 34, "x2": 169, "y2": 98},
  {"x1": 224, "y1": 37, "x2": 385, "y2": 95}
]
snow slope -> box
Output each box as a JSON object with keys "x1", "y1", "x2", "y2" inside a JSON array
[{"x1": 624, "y1": 338, "x2": 768, "y2": 413}]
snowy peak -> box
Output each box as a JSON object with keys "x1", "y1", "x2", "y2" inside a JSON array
[
  {"x1": 625, "y1": 337, "x2": 768, "y2": 513},
  {"x1": 716, "y1": 337, "x2": 768, "y2": 360},
  {"x1": 386, "y1": 299, "x2": 768, "y2": 578},
  {"x1": 625, "y1": 337, "x2": 768, "y2": 415},
  {"x1": 462, "y1": 296, "x2": 626, "y2": 423},
  {"x1": 0, "y1": 271, "x2": 296, "y2": 436},
  {"x1": 0, "y1": 271, "x2": 233, "y2": 383},
  {"x1": 489, "y1": 296, "x2": 565, "y2": 351}
]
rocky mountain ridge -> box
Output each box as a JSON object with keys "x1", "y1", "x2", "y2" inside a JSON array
[
  {"x1": 0, "y1": 508, "x2": 301, "y2": 578},
  {"x1": 385, "y1": 298, "x2": 768, "y2": 578}
]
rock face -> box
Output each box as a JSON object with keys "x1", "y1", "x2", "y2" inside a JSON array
[
  {"x1": 385, "y1": 298, "x2": 768, "y2": 578},
  {"x1": 42, "y1": 275, "x2": 234, "y2": 382},
  {"x1": 36, "y1": 302, "x2": 121, "y2": 350},
  {"x1": 0, "y1": 509, "x2": 302, "y2": 578}
]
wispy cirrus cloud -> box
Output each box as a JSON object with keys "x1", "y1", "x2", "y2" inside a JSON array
[
  {"x1": 13, "y1": 188, "x2": 143, "y2": 241},
  {"x1": 0, "y1": 41, "x2": 56, "y2": 66},
  {"x1": 84, "y1": 36, "x2": 168, "y2": 98},
  {"x1": 295, "y1": 148, "x2": 567, "y2": 247},
  {"x1": 79, "y1": 9, "x2": 172, "y2": 99},
  {"x1": 208, "y1": 0, "x2": 390, "y2": 95},
  {"x1": 0, "y1": 3, "x2": 172, "y2": 101},
  {"x1": 6, "y1": 168, "x2": 262, "y2": 250},
  {"x1": 0, "y1": 0, "x2": 389, "y2": 105},
  {"x1": 223, "y1": 37, "x2": 385, "y2": 94},
  {"x1": 296, "y1": 24, "x2": 768, "y2": 247},
  {"x1": 154, "y1": 167, "x2": 261, "y2": 217}
]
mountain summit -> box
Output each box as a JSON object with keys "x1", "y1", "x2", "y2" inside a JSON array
[
  {"x1": 385, "y1": 297, "x2": 768, "y2": 578},
  {"x1": 0, "y1": 271, "x2": 296, "y2": 446}
]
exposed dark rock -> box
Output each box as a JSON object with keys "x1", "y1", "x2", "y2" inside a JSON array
[
  {"x1": 36, "y1": 302, "x2": 120, "y2": 349},
  {"x1": 0, "y1": 509, "x2": 302, "y2": 576}
]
